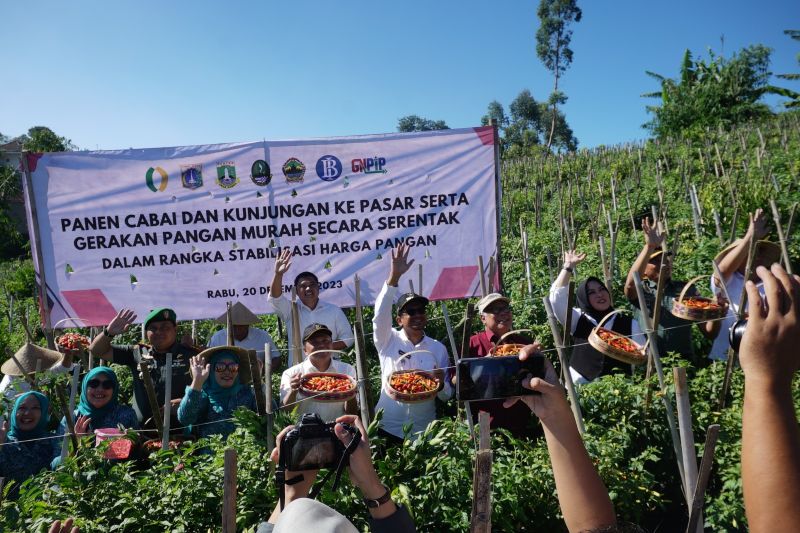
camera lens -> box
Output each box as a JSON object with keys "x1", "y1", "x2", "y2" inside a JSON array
[{"x1": 729, "y1": 318, "x2": 748, "y2": 352}]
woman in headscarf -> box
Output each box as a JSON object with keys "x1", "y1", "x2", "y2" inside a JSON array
[
  {"x1": 0, "y1": 391, "x2": 61, "y2": 492},
  {"x1": 58, "y1": 366, "x2": 139, "y2": 435},
  {"x1": 178, "y1": 346, "x2": 256, "y2": 439},
  {"x1": 549, "y1": 250, "x2": 646, "y2": 385}
]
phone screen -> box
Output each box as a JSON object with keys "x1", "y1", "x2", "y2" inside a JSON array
[{"x1": 457, "y1": 355, "x2": 545, "y2": 402}]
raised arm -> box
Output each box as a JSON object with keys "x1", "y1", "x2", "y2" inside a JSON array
[
  {"x1": 88, "y1": 308, "x2": 137, "y2": 361},
  {"x1": 549, "y1": 250, "x2": 586, "y2": 327},
  {"x1": 716, "y1": 209, "x2": 768, "y2": 283},
  {"x1": 624, "y1": 218, "x2": 664, "y2": 302},
  {"x1": 373, "y1": 244, "x2": 414, "y2": 350},
  {"x1": 269, "y1": 249, "x2": 293, "y2": 299},
  {"x1": 506, "y1": 347, "x2": 616, "y2": 532},
  {"x1": 740, "y1": 264, "x2": 800, "y2": 532}
]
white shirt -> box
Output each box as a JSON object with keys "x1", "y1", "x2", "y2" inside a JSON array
[
  {"x1": 269, "y1": 294, "x2": 353, "y2": 353},
  {"x1": 207, "y1": 327, "x2": 279, "y2": 363},
  {"x1": 279, "y1": 357, "x2": 357, "y2": 422},
  {"x1": 0, "y1": 362, "x2": 74, "y2": 400},
  {"x1": 709, "y1": 272, "x2": 764, "y2": 360},
  {"x1": 372, "y1": 282, "x2": 452, "y2": 438}
]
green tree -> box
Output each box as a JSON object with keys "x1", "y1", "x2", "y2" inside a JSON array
[
  {"x1": 642, "y1": 45, "x2": 795, "y2": 138},
  {"x1": 536, "y1": 0, "x2": 582, "y2": 151},
  {"x1": 16, "y1": 126, "x2": 76, "y2": 152},
  {"x1": 776, "y1": 30, "x2": 800, "y2": 108},
  {"x1": 397, "y1": 115, "x2": 449, "y2": 132}
]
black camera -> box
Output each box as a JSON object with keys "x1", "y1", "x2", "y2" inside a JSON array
[
  {"x1": 729, "y1": 318, "x2": 748, "y2": 352},
  {"x1": 282, "y1": 413, "x2": 358, "y2": 471}
]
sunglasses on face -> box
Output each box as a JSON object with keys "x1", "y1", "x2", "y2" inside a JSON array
[
  {"x1": 401, "y1": 307, "x2": 427, "y2": 317},
  {"x1": 87, "y1": 379, "x2": 114, "y2": 390},
  {"x1": 296, "y1": 282, "x2": 319, "y2": 290},
  {"x1": 486, "y1": 306, "x2": 512, "y2": 315},
  {"x1": 214, "y1": 362, "x2": 240, "y2": 373}
]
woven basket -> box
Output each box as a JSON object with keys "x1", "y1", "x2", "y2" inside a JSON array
[
  {"x1": 55, "y1": 333, "x2": 90, "y2": 354},
  {"x1": 671, "y1": 275, "x2": 728, "y2": 322},
  {"x1": 488, "y1": 329, "x2": 533, "y2": 357},
  {"x1": 299, "y1": 372, "x2": 357, "y2": 403},
  {"x1": 384, "y1": 350, "x2": 440, "y2": 403},
  {"x1": 587, "y1": 310, "x2": 646, "y2": 365}
]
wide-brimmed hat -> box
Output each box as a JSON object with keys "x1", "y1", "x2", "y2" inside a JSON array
[
  {"x1": 714, "y1": 239, "x2": 782, "y2": 267},
  {"x1": 195, "y1": 345, "x2": 253, "y2": 385},
  {"x1": 214, "y1": 302, "x2": 259, "y2": 326},
  {"x1": 1, "y1": 343, "x2": 63, "y2": 376}
]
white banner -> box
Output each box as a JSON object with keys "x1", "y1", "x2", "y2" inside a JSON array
[{"x1": 23, "y1": 127, "x2": 499, "y2": 327}]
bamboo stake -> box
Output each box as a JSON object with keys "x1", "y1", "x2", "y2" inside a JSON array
[
  {"x1": 712, "y1": 209, "x2": 725, "y2": 245},
  {"x1": 352, "y1": 276, "x2": 373, "y2": 425},
  {"x1": 543, "y1": 298, "x2": 585, "y2": 434},
  {"x1": 161, "y1": 353, "x2": 173, "y2": 451},
  {"x1": 769, "y1": 199, "x2": 793, "y2": 275},
  {"x1": 686, "y1": 425, "x2": 720, "y2": 533},
  {"x1": 674, "y1": 367, "x2": 701, "y2": 531},
  {"x1": 59, "y1": 364, "x2": 80, "y2": 461},
  {"x1": 226, "y1": 302, "x2": 234, "y2": 346},
  {"x1": 459, "y1": 302, "x2": 477, "y2": 441},
  {"x1": 470, "y1": 411, "x2": 492, "y2": 533},
  {"x1": 264, "y1": 348, "x2": 274, "y2": 452},
  {"x1": 521, "y1": 229, "x2": 533, "y2": 296},
  {"x1": 441, "y1": 301, "x2": 466, "y2": 424},
  {"x1": 222, "y1": 448, "x2": 237, "y2": 533},
  {"x1": 477, "y1": 256, "x2": 487, "y2": 298},
  {"x1": 598, "y1": 236, "x2": 612, "y2": 293},
  {"x1": 487, "y1": 257, "x2": 496, "y2": 293},
  {"x1": 139, "y1": 362, "x2": 163, "y2": 439},
  {"x1": 249, "y1": 350, "x2": 266, "y2": 416},
  {"x1": 418, "y1": 264, "x2": 423, "y2": 296},
  {"x1": 290, "y1": 288, "x2": 302, "y2": 366},
  {"x1": 56, "y1": 382, "x2": 79, "y2": 454},
  {"x1": 632, "y1": 273, "x2": 686, "y2": 487}
]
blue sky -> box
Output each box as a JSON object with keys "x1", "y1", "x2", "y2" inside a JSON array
[{"x1": 1, "y1": 1, "x2": 798, "y2": 150}]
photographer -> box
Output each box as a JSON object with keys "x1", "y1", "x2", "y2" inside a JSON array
[
  {"x1": 504, "y1": 346, "x2": 617, "y2": 532},
  {"x1": 258, "y1": 414, "x2": 415, "y2": 532},
  {"x1": 740, "y1": 264, "x2": 800, "y2": 531}
]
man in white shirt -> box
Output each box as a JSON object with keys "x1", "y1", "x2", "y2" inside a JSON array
[
  {"x1": 280, "y1": 323, "x2": 357, "y2": 422},
  {"x1": 373, "y1": 243, "x2": 451, "y2": 443},
  {"x1": 268, "y1": 249, "x2": 353, "y2": 357},
  {"x1": 207, "y1": 301, "x2": 280, "y2": 370},
  {"x1": 0, "y1": 343, "x2": 74, "y2": 400}
]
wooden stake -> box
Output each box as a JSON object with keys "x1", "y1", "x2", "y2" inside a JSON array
[
  {"x1": 712, "y1": 209, "x2": 725, "y2": 245},
  {"x1": 598, "y1": 235, "x2": 612, "y2": 293},
  {"x1": 161, "y1": 353, "x2": 173, "y2": 451},
  {"x1": 353, "y1": 276, "x2": 373, "y2": 426},
  {"x1": 487, "y1": 257, "x2": 496, "y2": 294},
  {"x1": 543, "y1": 298, "x2": 585, "y2": 434},
  {"x1": 459, "y1": 303, "x2": 477, "y2": 440},
  {"x1": 264, "y1": 348, "x2": 274, "y2": 452},
  {"x1": 249, "y1": 350, "x2": 266, "y2": 416},
  {"x1": 674, "y1": 367, "x2": 701, "y2": 531},
  {"x1": 470, "y1": 411, "x2": 492, "y2": 533},
  {"x1": 226, "y1": 301, "x2": 234, "y2": 346},
  {"x1": 59, "y1": 364, "x2": 80, "y2": 461},
  {"x1": 56, "y1": 382, "x2": 79, "y2": 454},
  {"x1": 477, "y1": 256, "x2": 487, "y2": 298},
  {"x1": 139, "y1": 362, "x2": 163, "y2": 439},
  {"x1": 769, "y1": 199, "x2": 793, "y2": 275},
  {"x1": 686, "y1": 425, "x2": 720, "y2": 533},
  {"x1": 418, "y1": 264, "x2": 423, "y2": 296},
  {"x1": 222, "y1": 448, "x2": 237, "y2": 533},
  {"x1": 290, "y1": 288, "x2": 302, "y2": 366},
  {"x1": 521, "y1": 229, "x2": 533, "y2": 296}
]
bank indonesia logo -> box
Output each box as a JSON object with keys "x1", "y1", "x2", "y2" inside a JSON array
[
  {"x1": 316, "y1": 155, "x2": 342, "y2": 182},
  {"x1": 181, "y1": 164, "x2": 203, "y2": 190}
]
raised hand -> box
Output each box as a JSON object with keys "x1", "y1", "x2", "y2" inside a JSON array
[
  {"x1": 389, "y1": 243, "x2": 415, "y2": 284},
  {"x1": 747, "y1": 208, "x2": 769, "y2": 241},
  {"x1": 642, "y1": 217, "x2": 665, "y2": 249},
  {"x1": 107, "y1": 308, "x2": 137, "y2": 337},
  {"x1": 563, "y1": 250, "x2": 587, "y2": 270},
  {"x1": 189, "y1": 355, "x2": 210, "y2": 388},
  {"x1": 289, "y1": 372, "x2": 303, "y2": 392},
  {"x1": 48, "y1": 519, "x2": 79, "y2": 533},
  {"x1": 275, "y1": 249, "x2": 293, "y2": 277},
  {"x1": 74, "y1": 415, "x2": 92, "y2": 436}
]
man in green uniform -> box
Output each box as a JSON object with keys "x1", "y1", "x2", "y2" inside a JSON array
[{"x1": 89, "y1": 307, "x2": 200, "y2": 424}]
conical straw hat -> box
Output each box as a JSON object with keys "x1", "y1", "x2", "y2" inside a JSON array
[
  {"x1": 714, "y1": 239, "x2": 782, "y2": 267},
  {"x1": 1, "y1": 343, "x2": 63, "y2": 376},
  {"x1": 214, "y1": 302, "x2": 259, "y2": 326}
]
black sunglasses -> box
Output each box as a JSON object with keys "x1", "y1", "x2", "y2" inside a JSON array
[
  {"x1": 87, "y1": 379, "x2": 114, "y2": 390},
  {"x1": 402, "y1": 307, "x2": 427, "y2": 317}
]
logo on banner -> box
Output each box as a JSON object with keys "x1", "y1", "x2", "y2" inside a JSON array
[
  {"x1": 250, "y1": 160, "x2": 272, "y2": 186},
  {"x1": 145, "y1": 167, "x2": 169, "y2": 192},
  {"x1": 315, "y1": 155, "x2": 342, "y2": 182},
  {"x1": 181, "y1": 164, "x2": 203, "y2": 190},
  {"x1": 282, "y1": 158, "x2": 306, "y2": 183},
  {"x1": 351, "y1": 157, "x2": 388, "y2": 175},
  {"x1": 216, "y1": 161, "x2": 239, "y2": 189}
]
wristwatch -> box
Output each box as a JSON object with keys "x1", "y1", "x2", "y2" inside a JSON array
[
  {"x1": 363, "y1": 485, "x2": 391, "y2": 508},
  {"x1": 103, "y1": 327, "x2": 116, "y2": 339},
  {"x1": 562, "y1": 266, "x2": 574, "y2": 273}
]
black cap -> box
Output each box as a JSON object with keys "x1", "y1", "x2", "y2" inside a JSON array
[
  {"x1": 302, "y1": 323, "x2": 332, "y2": 342},
  {"x1": 396, "y1": 292, "x2": 429, "y2": 314}
]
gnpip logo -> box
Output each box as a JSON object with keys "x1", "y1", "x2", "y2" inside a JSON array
[
  {"x1": 315, "y1": 155, "x2": 343, "y2": 182},
  {"x1": 351, "y1": 157, "x2": 387, "y2": 174},
  {"x1": 145, "y1": 167, "x2": 168, "y2": 192}
]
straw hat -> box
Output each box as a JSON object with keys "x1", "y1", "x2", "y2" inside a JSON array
[
  {"x1": 214, "y1": 302, "x2": 259, "y2": 326},
  {"x1": 1, "y1": 343, "x2": 63, "y2": 376},
  {"x1": 714, "y1": 239, "x2": 782, "y2": 267},
  {"x1": 195, "y1": 345, "x2": 254, "y2": 385}
]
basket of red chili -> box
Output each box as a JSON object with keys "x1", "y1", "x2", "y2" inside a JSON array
[
  {"x1": 671, "y1": 275, "x2": 728, "y2": 322},
  {"x1": 300, "y1": 372, "x2": 357, "y2": 402},
  {"x1": 587, "y1": 310, "x2": 647, "y2": 365}
]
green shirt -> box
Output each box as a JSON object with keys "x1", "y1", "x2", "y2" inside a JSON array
[{"x1": 631, "y1": 279, "x2": 697, "y2": 357}]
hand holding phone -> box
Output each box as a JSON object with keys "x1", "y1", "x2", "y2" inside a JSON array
[{"x1": 457, "y1": 343, "x2": 546, "y2": 402}]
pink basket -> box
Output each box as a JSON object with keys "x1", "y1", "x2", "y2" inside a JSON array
[{"x1": 94, "y1": 428, "x2": 124, "y2": 447}]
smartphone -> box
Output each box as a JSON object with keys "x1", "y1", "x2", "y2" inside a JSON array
[{"x1": 457, "y1": 355, "x2": 545, "y2": 402}]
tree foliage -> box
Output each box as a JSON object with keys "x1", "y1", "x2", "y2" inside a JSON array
[
  {"x1": 535, "y1": 0, "x2": 582, "y2": 150},
  {"x1": 776, "y1": 30, "x2": 800, "y2": 108},
  {"x1": 643, "y1": 45, "x2": 798, "y2": 138},
  {"x1": 396, "y1": 115, "x2": 449, "y2": 132}
]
